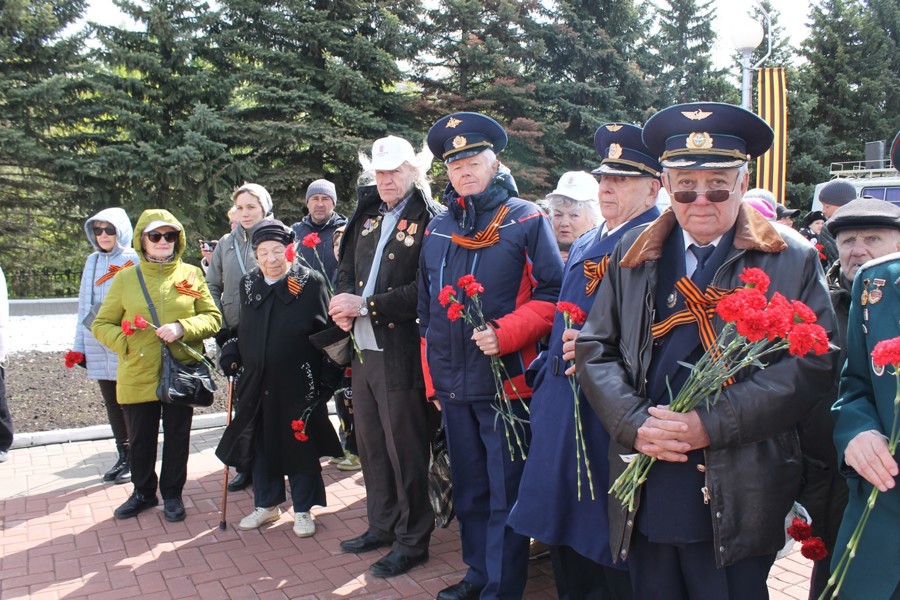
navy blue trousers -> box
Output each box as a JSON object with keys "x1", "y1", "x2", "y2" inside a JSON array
[
  {"x1": 629, "y1": 531, "x2": 775, "y2": 600},
  {"x1": 250, "y1": 432, "x2": 324, "y2": 512},
  {"x1": 443, "y1": 399, "x2": 530, "y2": 600}
]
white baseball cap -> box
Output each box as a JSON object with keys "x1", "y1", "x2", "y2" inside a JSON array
[
  {"x1": 370, "y1": 136, "x2": 417, "y2": 171},
  {"x1": 546, "y1": 171, "x2": 600, "y2": 203},
  {"x1": 144, "y1": 219, "x2": 182, "y2": 233}
]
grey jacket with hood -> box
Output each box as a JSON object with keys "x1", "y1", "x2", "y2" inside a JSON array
[{"x1": 74, "y1": 207, "x2": 139, "y2": 380}]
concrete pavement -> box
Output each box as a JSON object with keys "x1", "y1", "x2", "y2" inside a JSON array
[{"x1": 0, "y1": 427, "x2": 815, "y2": 599}]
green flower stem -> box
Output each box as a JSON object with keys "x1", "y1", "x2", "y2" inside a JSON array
[{"x1": 142, "y1": 322, "x2": 215, "y2": 370}]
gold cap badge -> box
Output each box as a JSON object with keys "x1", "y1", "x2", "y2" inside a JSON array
[
  {"x1": 686, "y1": 132, "x2": 713, "y2": 150},
  {"x1": 446, "y1": 117, "x2": 462, "y2": 129},
  {"x1": 605, "y1": 124, "x2": 623, "y2": 132},
  {"x1": 452, "y1": 135, "x2": 467, "y2": 149},
  {"x1": 608, "y1": 143, "x2": 623, "y2": 159},
  {"x1": 682, "y1": 109, "x2": 712, "y2": 121}
]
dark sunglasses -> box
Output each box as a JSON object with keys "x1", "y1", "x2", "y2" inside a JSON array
[
  {"x1": 145, "y1": 231, "x2": 179, "y2": 243},
  {"x1": 92, "y1": 226, "x2": 117, "y2": 236},
  {"x1": 669, "y1": 176, "x2": 742, "y2": 204}
]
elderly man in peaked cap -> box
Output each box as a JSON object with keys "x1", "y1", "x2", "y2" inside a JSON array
[
  {"x1": 330, "y1": 135, "x2": 443, "y2": 578},
  {"x1": 576, "y1": 102, "x2": 838, "y2": 599},
  {"x1": 796, "y1": 196, "x2": 900, "y2": 599},
  {"x1": 418, "y1": 112, "x2": 562, "y2": 600},
  {"x1": 509, "y1": 122, "x2": 663, "y2": 600}
]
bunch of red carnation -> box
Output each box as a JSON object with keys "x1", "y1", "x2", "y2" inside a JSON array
[
  {"x1": 439, "y1": 274, "x2": 485, "y2": 323},
  {"x1": 64, "y1": 350, "x2": 85, "y2": 369},
  {"x1": 787, "y1": 517, "x2": 828, "y2": 561},
  {"x1": 714, "y1": 268, "x2": 829, "y2": 355},
  {"x1": 291, "y1": 419, "x2": 309, "y2": 442}
]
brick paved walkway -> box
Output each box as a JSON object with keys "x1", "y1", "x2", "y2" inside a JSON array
[{"x1": 0, "y1": 428, "x2": 814, "y2": 599}]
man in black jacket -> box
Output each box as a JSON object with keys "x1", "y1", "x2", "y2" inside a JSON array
[
  {"x1": 329, "y1": 135, "x2": 443, "y2": 579},
  {"x1": 576, "y1": 103, "x2": 838, "y2": 599}
]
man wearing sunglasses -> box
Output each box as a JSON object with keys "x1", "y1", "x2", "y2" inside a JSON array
[{"x1": 577, "y1": 102, "x2": 838, "y2": 599}]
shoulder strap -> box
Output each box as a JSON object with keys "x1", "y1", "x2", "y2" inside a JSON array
[
  {"x1": 134, "y1": 267, "x2": 161, "y2": 327},
  {"x1": 233, "y1": 236, "x2": 248, "y2": 275}
]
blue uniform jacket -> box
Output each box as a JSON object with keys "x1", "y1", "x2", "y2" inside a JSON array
[
  {"x1": 418, "y1": 172, "x2": 563, "y2": 402},
  {"x1": 508, "y1": 206, "x2": 659, "y2": 565}
]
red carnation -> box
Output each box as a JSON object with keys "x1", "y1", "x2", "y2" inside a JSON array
[
  {"x1": 764, "y1": 293, "x2": 794, "y2": 340},
  {"x1": 465, "y1": 282, "x2": 484, "y2": 297},
  {"x1": 800, "y1": 537, "x2": 828, "y2": 561},
  {"x1": 557, "y1": 301, "x2": 587, "y2": 326},
  {"x1": 735, "y1": 310, "x2": 769, "y2": 342},
  {"x1": 787, "y1": 517, "x2": 812, "y2": 541},
  {"x1": 438, "y1": 285, "x2": 456, "y2": 307},
  {"x1": 787, "y1": 323, "x2": 829, "y2": 356},
  {"x1": 64, "y1": 350, "x2": 85, "y2": 369},
  {"x1": 133, "y1": 315, "x2": 149, "y2": 330},
  {"x1": 291, "y1": 419, "x2": 305, "y2": 432},
  {"x1": 791, "y1": 300, "x2": 818, "y2": 325},
  {"x1": 284, "y1": 243, "x2": 296, "y2": 262},
  {"x1": 871, "y1": 337, "x2": 900, "y2": 368},
  {"x1": 457, "y1": 274, "x2": 476, "y2": 288},
  {"x1": 447, "y1": 302, "x2": 465, "y2": 321},
  {"x1": 294, "y1": 431, "x2": 309, "y2": 442},
  {"x1": 739, "y1": 267, "x2": 770, "y2": 294},
  {"x1": 302, "y1": 233, "x2": 321, "y2": 248},
  {"x1": 121, "y1": 320, "x2": 135, "y2": 336}
]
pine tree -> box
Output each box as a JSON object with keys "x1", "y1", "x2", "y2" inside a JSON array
[
  {"x1": 214, "y1": 0, "x2": 424, "y2": 222},
  {"x1": 414, "y1": 0, "x2": 550, "y2": 196},
  {"x1": 800, "y1": 0, "x2": 894, "y2": 164},
  {"x1": 0, "y1": 0, "x2": 93, "y2": 276},
  {"x1": 647, "y1": 0, "x2": 739, "y2": 107},
  {"x1": 531, "y1": 0, "x2": 652, "y2": 177},
  {"x1": 88, "y1": 0, "x2": 239, "y2": 237}
]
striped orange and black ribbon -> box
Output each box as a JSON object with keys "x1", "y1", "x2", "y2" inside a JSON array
[
  {"x1": 95, "y1": 260, "x2": 134, "y2": 285},
  {"x1": 756, "y1": 67, "x2": 787, "y2": 205},
  {"x1": 583, "y1": 255, "x2": 610, "y2": 296},
  {"x1": 651, "y1": 277, "x2": 732, "y2": 354},
  {"x1": 175, "y1": 272, "x2": 202, "y2": 298},
  {"x1": 287, "y1": 276, "x2": 302, "y2": 296},
  {"x1": 451, "y1": 205, "x2": 510, "y2": 250}
]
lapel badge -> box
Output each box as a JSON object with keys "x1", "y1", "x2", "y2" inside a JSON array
[
  {"x1": 667, "y1": 291, "x2": 677, "y2": 309},
  {"x1": 398, "y1": 219, "x2": 408, "y2": 231},
  {"x1": 861, "y1": 278, "x2": 870, "y2": 305},
  {"x1": 404, "y1": 235, "x2": 415, "y2": 247},
  {"x1": 396, "y1": 231, "x2": 406, "y2": 242},
  {"x1": 872, "y1": 356, "x2": 885, "y2": 377}
]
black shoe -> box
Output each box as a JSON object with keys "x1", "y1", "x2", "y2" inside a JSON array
[
  {"x1": 163, "y1": 498, "x2": 186, "y2": 522},
  {"x1": 437, "y1": 580, "x2": 484, "y2": 600},
  {"x1": 227, "y1": 471, "x2": 252, "y2": 492},
  {"x1": 114, "y1": 492, "x2": 158, "y2": 519},
  {"x1": 103, "y1": 449, "x2": 129, "y2": 483},
  {"x1": 339, "y1": 531, "x2": 393, "y2": 554},
  {"x1": 369, "y1": 549, "x2": 428, "y2": 578},
  {"x1": 114, "y1": 462, "x2": 131, "y2": 485}
]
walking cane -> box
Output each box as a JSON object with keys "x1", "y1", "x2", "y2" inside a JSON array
[{"x1": 219, "y1": 375, "x2": 235, "y2": 530}]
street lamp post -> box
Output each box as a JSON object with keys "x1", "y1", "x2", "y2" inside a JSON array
[{"x1": 731, "y1": 16, "x2": 765, "y2": 110}]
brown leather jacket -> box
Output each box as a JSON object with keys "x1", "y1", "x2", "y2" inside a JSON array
[{"x1": 576, "y1": 205, "x2": 839, "y2": 567}]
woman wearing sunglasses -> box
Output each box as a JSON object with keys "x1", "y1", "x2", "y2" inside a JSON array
[
  {"x1": 92, "y1": 209, "x2": 221, "y2": 522},
  {"x1": 71, "y1": 208, "x2": 140, "y2": 484}
]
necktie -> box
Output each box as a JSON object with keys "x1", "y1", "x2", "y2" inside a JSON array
[{"x1": 689, "y1": 244, "x2": 715, "y2": 279}]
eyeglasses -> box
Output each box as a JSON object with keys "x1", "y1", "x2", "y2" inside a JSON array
[
  {"x1": 93, "y1": 226, "x2": 116, "y2": 236},
  {"x1": 145, "y1": 231, "x2": 179, "y2": 243},
  {"x1": 669, "y1": 175, "x2": 742, "y2": 204}
]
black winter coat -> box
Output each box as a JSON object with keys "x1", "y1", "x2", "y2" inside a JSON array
[
  {"x1": 335, "y1": 185, "x2": 444, "y2": 391},
  {"x1": 576, "y1": 205, "x2": 839, "y2": 568},
  {"x1": 215, "y1": 265, "x2": 342, "y2": 475}
]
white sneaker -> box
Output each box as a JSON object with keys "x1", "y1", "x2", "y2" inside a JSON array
[
  {"x1": 293, "y1": 511, "x2": 316, "y2": 538},
  {"x1": 238, "y1": 506, "x2": 281, "y2": 530}
]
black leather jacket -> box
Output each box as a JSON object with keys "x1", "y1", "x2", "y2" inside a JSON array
[
  {"x1": 335, "y1": 185, "x2": 443, "y2": 390},
  {"x1": 576, "y1": 205, "x2": 839, "y2": 567}
]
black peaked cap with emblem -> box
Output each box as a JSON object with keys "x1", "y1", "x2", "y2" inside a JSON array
[
  {"x1": 826, "y1": 198, "x2": 900, "y2": 236},
  {"x1": 427, "y1": 112, "x2": 508, "y2": 163},
  {"x1": 593, "y1": 123, "x2": 661, "y2": 178},
  {"x1": 642, "y1": 102, "x2": 774, "y2": 170}
]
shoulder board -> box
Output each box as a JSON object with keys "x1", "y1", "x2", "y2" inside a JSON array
[{"x1": 858, "y1": 251, "x2": 900, "y2": 274}]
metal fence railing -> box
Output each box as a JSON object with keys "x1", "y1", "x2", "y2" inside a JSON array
[{"x1": 7, "y1": 269, "x2": 81, "y2": 299}]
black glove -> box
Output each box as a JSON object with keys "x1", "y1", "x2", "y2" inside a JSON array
[
  {"x1": 77, "y1": 357, "x2": 87, "y2": 369},
  {"x1": 219, "y1": 337, "x2": 241, "y2": 376},
  {"x1": 214, "y1": 327, "x2": 232, "y2": 348}
]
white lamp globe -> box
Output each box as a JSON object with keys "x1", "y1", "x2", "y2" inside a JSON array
[{"x1": 731, "y1": 17, "x2": 765, "y2": 52}]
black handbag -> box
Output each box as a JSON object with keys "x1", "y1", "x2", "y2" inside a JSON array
[
  {"x1": 136, "y1": 267, "x2": 216, "y2": 407},
  {"x1": 428, "y1": 425, "x2": 455, "y2": 528}
]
